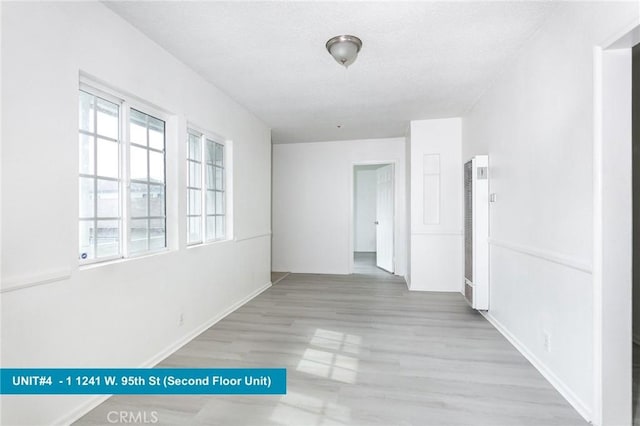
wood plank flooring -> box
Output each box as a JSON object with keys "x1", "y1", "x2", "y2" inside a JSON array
[
  {"x1": 271, "y1": 272, "x2": 290, "y2": 285},
  {"x1": 352, "y1": 252, "x2": 392, "y2": 276},
  {"x1": 75, "y1": 273, "x2": 586, "y2": 426}
]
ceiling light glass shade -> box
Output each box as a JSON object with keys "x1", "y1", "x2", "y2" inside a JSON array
[{"x1": 326, "y1": 35, "x2": 362, "y2": 68}]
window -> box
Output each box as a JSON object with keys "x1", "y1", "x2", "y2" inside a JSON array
[
  {"x1": 186, "y1": 131, "x2": 202, "y2": 244},
  {"x1": 186, "y1": 128, "x2": 227, "y2": 244},
  {"x1": 129, "y1": 109, "x2": 166, "y2": 254},
  {"x1": 79, "y1": 90, "x2": 121, "y2": 261},
  {"x1": 78, "y1": 86, "x2": 167, "y2": 263},
  {"x1": 206, "y1": 138, "x2": 226, "y2": 241}
]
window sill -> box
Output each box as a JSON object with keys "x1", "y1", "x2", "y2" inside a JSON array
[
  {"x1": 79, "y1": 248, "x2": 171, "y2": 271},
  {"x1": 187, "y1": 238, "x2": 235, "y2": 250},
  {"x1": 186, "y1": 238, "x2": 234, "y2": 250}
]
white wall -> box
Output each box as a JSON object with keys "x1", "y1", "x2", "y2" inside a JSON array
[
  {"x1": 407, "y1": 118, "x2": 463, "y2": 292},
  {"x1": 462, "y1": 2, "x2": 637, "y2": 421},
  {"x1": 354, "y1": 167, "x2": 377, "y2": 252},
  {"x1": 632, "y1": 43, "x2": 640, "y2": 345},
  {"x1": 1, "y1": 2, "x2": 271, "y2": 425},
  {"x1": 596, "y1": 46, "x2": 634, "y2": 426},
  {"x1": 405, "y1": 126, "x2": 412, "y2": 287},
  {"x1": 272, "y1": 138, "x2": 406, "y2": 276}
]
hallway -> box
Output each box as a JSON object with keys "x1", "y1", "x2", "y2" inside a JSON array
[{"x1": 353, "y1": 252, "x2": 393, "y2": 276}]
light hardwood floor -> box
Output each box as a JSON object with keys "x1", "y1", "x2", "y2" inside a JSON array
[
  {"x1": 76, "y1": 273, "x2": 586, "y2": 426},
  {"x1": 352, "y1": 252, "x2": 392, "y2": 276},
  {"x1": 271, "y1": 272, "x2": 290, "y2": 285}
]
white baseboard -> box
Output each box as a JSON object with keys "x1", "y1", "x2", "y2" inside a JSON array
[
  {"x1": 140, "y1": 282, "x2": 272, "y2": 368},
  {"x1": 480, "y1": 311, "x2": 592, "y2": 423},
  {"x1": 54, "y1": 395, "x2": 111, "y2": 426},
  {"x1": 271, "y1": 273, "x2": 290, "y2": 285},
  {"x1": 54, "y1": 282, "x2": 272, "y2": 426}
]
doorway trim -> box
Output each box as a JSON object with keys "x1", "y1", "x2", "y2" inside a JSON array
[
  {"x1": 349, "y1": 161, "x2": 397, "y2": 275},
  {"x1": 593, "y1": 17, "x2": 639, "y2": 426}
]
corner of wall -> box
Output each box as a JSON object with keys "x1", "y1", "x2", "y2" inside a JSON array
[{"x1": 407, "y1": 118, "x2": 463, "y2": 292}]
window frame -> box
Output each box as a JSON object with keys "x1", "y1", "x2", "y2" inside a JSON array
[
  {"x1": 126, "y1": 105, "x2": 168, "y2": 258},
  {"x1": 186, "y1": 124, "x2": 229, "y2": 246},
  {"x1": 78, "y1": 84, "x2": 124, "y2": 265},
  {"x1": 186, "y1": 128, "x2": 204, "y2": 245},
  {"x1": 78, "y1": 81, "x2": 170, "y2": 266}
]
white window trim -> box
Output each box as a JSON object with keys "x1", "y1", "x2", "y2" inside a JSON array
[
  {"x1": 78, "y1": 85, "x2": 124, "y2": 266},
  {"x1": 186, "y1": 128, "x2": 204, "y2": 246},
  {"x1": 79, "y1": 80, "x2": 171, "y2": 266},
  {"x1": 186, "y1": 123, "x2": 232, "y2": 246},
  {"x1": 126, "y1": 106, "x2": 169, "y2": 257}
]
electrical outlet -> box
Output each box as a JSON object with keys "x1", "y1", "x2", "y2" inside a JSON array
[
  {"x1": 178, "y1": 313, "x2": 184, "y2": 327},
  {"x1": 543, "y1": 332, "x2": 551, "y2": 353}
]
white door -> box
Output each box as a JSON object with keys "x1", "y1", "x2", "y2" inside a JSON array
[{"x1": 375, "y1": 165, "x2": 394, "y2": 273}]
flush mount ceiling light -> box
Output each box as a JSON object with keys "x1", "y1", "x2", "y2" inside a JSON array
[{"x1": 326, "y1": 35, "x2": 363, "y2": 68}]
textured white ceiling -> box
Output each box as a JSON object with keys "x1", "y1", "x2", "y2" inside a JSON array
[{"x1": 104, "y1": 1, "x2": 557, "y2": 143}]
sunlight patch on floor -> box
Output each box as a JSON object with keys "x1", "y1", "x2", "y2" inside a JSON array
[{"x1": 296, "y1": 329, "x2": 362, "y2": 384}]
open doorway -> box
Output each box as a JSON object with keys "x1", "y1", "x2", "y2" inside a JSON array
[{"x1": 352, "y1": 164, "x2": 394, "y2": 275}]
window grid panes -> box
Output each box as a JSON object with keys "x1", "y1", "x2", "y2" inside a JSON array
[
  {"x1": 187, "y1": 131, "x2": 226, "y2": 245},
  {"x1": 78, "y1": 90, "x2": 121, "y2": 261},
  {"x1": 80, "y1": 87, "x2": 169, "y2": 264},
  {"x1": 129, "y1": 109, "x2": 166, "y2": 254},
  {"x1": 187, "y1": 131, "x2": 203, "y2": 244},
  {"x1": 205, "y1": 139, "x2": 226, "y2": 241}
]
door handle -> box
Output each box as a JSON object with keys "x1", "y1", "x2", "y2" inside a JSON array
[{"x1": 374, "y1": 221, "x2": 379, "y2": 225}]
